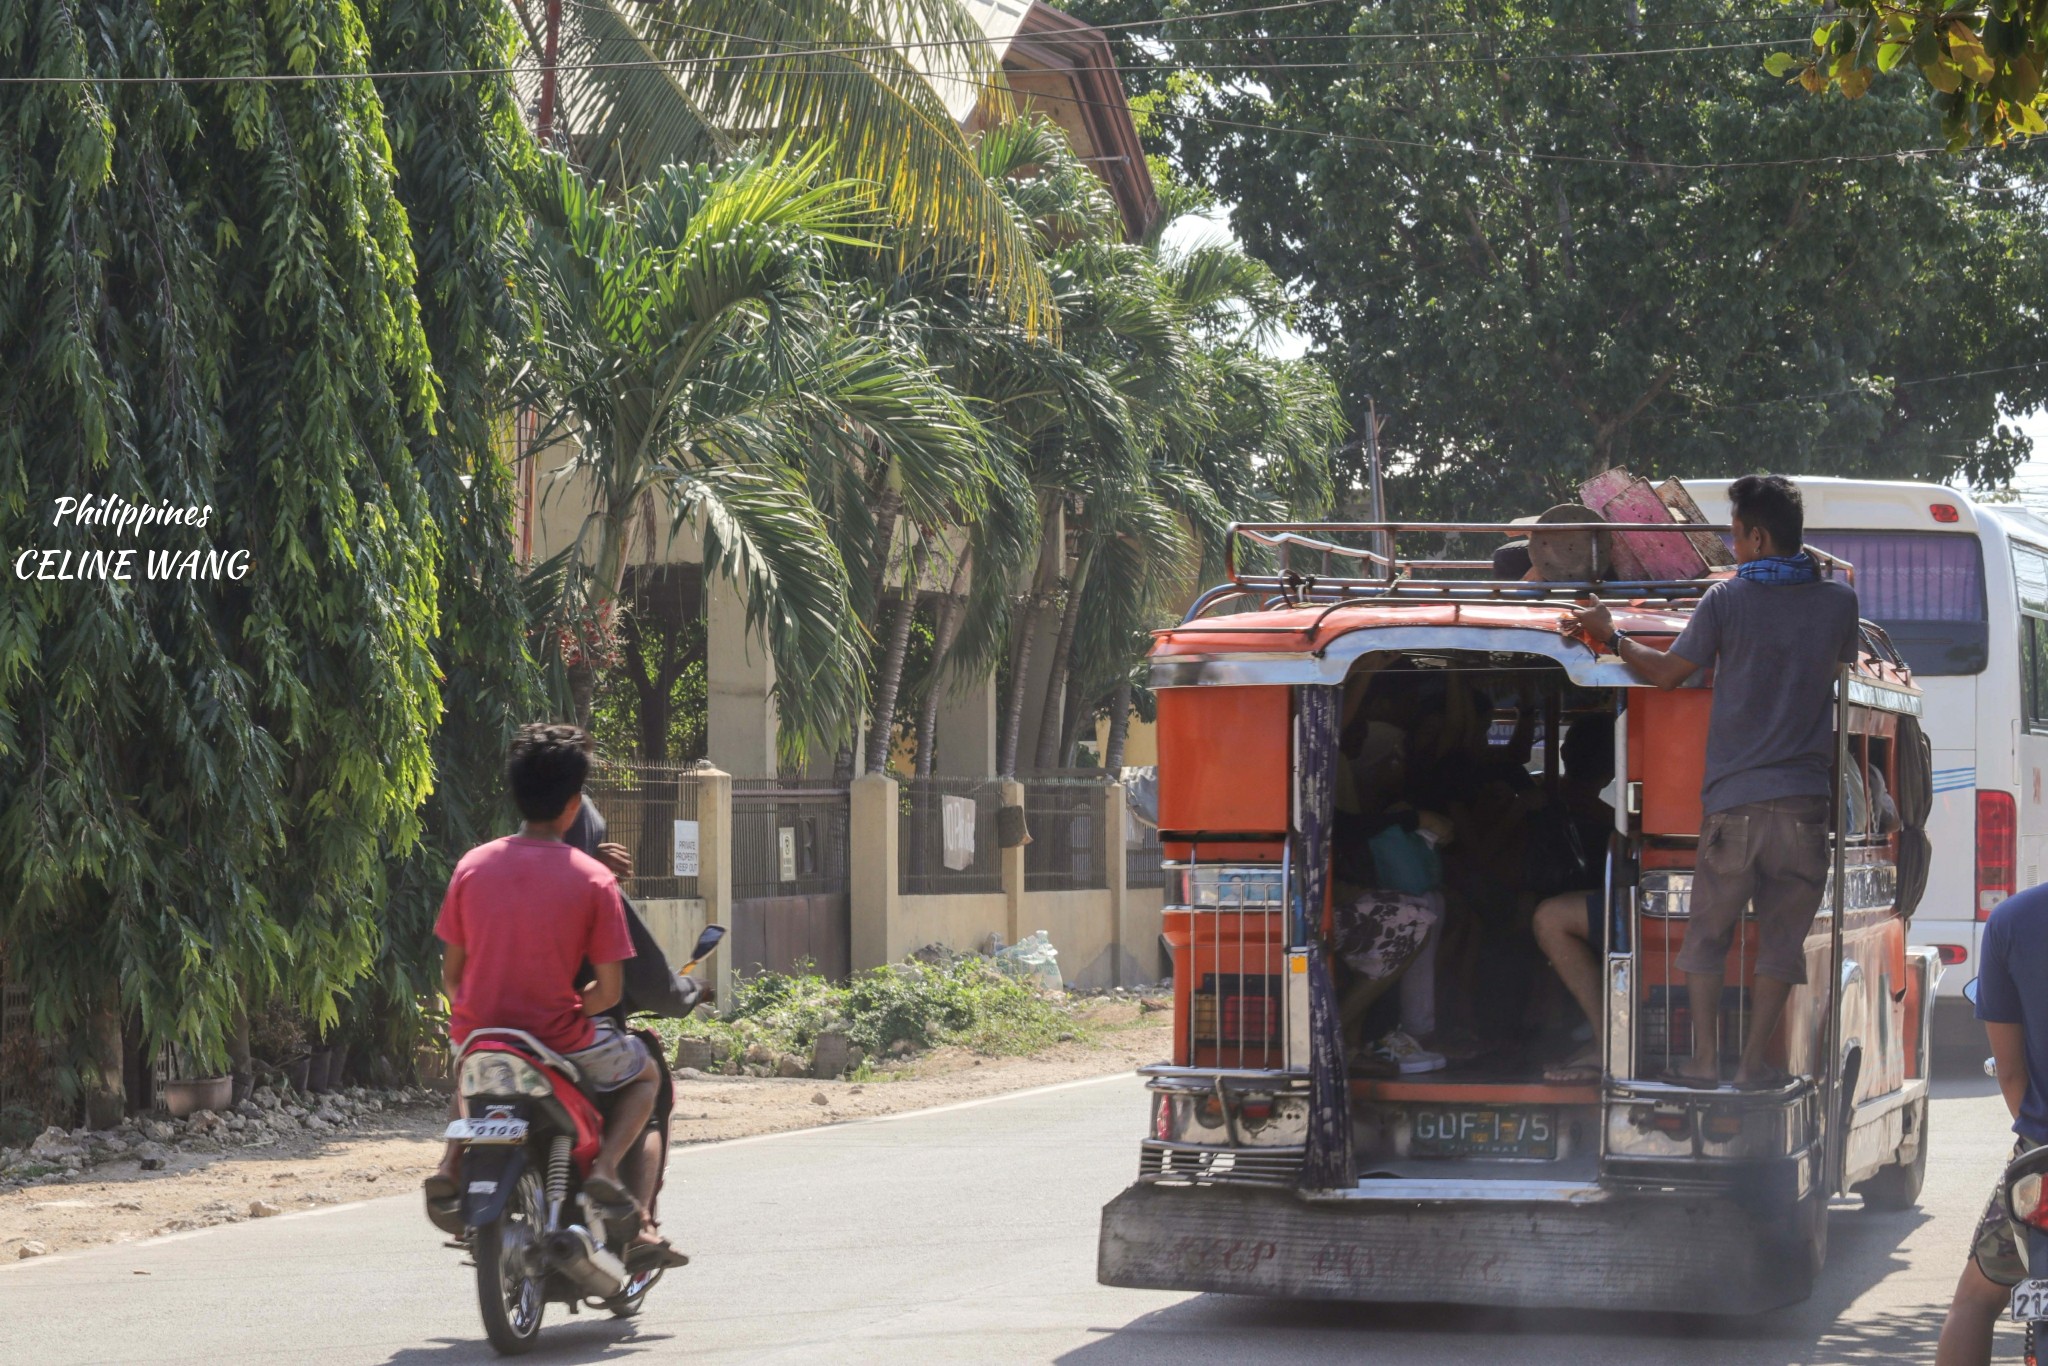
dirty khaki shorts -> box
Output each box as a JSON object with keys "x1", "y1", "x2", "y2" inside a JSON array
[
  {"x1": 565, "y1": 1017, "x2": 653, "y2": 1093},
  {"x1": 1674, "y1": 795, "x2": 1830, "y2": 985},
  {"x1": 1971, "y1": 1139, "x2": 2035, "y2": 1287}
]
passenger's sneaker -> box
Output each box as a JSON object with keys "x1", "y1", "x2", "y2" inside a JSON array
[{"x1": 1372, "y1": 1030, "x2": 1447, "y2": 1075}]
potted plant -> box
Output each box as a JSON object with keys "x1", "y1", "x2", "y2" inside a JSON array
[{"x1": 160, "y1": 1044, "x2": 233, "y2": 1118}]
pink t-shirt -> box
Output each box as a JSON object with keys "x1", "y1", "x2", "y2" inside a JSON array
[{"x1": 434, "y1": 836, "x2": 635, "y2": 1054}]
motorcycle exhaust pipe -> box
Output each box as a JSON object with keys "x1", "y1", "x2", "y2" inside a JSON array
[{"x1": 543, "y1": 1225, "x2": 628, "y2": 1299}]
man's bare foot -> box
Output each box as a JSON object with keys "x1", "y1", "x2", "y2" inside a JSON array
[{"x1": 1664, "y1": 1061, "x2": 1720, "y2": 1086}]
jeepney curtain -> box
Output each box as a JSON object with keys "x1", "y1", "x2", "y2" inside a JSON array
[{"x1": 1295, "y1": 684, "x2": 1355, "y2": 1191}]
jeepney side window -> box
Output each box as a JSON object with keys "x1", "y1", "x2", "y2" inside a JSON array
[{"x1": 2016, "y1": 544, "x2": 2048, "y2": 733}]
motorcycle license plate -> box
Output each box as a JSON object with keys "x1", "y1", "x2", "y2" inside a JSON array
[
  {"x1": 445, "y1": 1117, "x2": 528, "y2": 1144},
  {"x1": 1410, "y1": 1106, "x2": 1556, "y2": 1159},
  {"x1": 2010, "y1": 1278, "x2": 2048, "y2": 1321}
]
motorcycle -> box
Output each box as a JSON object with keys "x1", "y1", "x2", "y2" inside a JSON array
[
  {"x1": 444, "y1": 924, "x2": 725, "y2": 1354},
  {"x1": 2002, "y1": 1137, "x2": 2048, "y2": 1366}
]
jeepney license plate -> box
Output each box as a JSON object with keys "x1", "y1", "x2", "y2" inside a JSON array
[
  {"x1": 445, "y1": 1118, "x2": 528, "y2": 1144},
  {"x1": 1410, "y1": 1106, "x2": 1556, "y2": 1159},
  {"x1": 2011, "y1": 1278, "x2": 2048, "y2": 1321}
]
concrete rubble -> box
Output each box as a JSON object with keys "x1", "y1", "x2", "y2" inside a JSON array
[{"x1": 0, "y1": 1085, "x2": 439, "y2": 1192}]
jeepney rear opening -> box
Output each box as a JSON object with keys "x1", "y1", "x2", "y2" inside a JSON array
[{"x1": 1153, "y1": 648, "x2": 1626, "y2": 1186}]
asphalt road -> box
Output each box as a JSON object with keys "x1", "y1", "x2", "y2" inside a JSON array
[{"x1": 0, "y1": 1067, "x2": 2028, "y2": 1365}]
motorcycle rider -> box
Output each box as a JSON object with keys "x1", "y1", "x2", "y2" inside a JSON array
[
  {"x1": 1936, "y1": 876, "x2": 2048, "y2": 1365},
  {"x1": 423, "y1": 723, "x2": 667, "y2": 1253}
]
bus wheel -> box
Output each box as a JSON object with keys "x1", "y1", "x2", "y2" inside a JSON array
[{"x1": 1855, "y1": 1094, "x2": 1929, "y2": 1212}]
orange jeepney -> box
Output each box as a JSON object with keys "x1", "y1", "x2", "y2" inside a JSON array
[{"x1": 1096, "y1": 520, "x2": 1938, "y2": 1314}]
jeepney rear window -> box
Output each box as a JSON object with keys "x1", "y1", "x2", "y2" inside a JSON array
[{"x1": 1803, "y1": 531, "x2": 1987, "y2": 676}]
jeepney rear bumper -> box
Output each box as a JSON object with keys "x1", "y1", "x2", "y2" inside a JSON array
[{"x1": 1097, "y1": 1175, "x2": 1816, "y2": 1314}]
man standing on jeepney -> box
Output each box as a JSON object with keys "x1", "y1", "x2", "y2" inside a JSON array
[{"x1": 1568, "y1": 474, "x2": 1859, "y2": 1088}]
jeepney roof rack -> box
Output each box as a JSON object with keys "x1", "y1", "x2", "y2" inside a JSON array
[{"x1": 1177, "y1": 521, "x2": 1853, "y2": 623}]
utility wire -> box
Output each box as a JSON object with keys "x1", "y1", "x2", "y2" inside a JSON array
[{"x1": 4, "y1": 10, "x2": 2040, "y2": 178}]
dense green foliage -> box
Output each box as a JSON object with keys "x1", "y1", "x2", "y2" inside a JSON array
[
  {"x1": 0, "y1": 0, "x2": 538, "y2": 1084},
  {"x1": 1073, "y1": 0, "x2": 2048, "y2": 519}
]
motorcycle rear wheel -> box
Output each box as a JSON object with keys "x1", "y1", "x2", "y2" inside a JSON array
[{"x1": 476, "y1": 1168, "x2": 547, "y2": 1355}]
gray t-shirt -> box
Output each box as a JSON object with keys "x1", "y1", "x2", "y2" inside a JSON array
[{"x1": 1669, "y1": 575, "x2": 1861, "y2": 814}]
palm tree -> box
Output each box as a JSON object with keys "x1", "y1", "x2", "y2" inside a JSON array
[
  {"x1": 510, "y1": 0, "x2": 1053, "y2": 333},
  {"x1": 519, "y1": 148, "x2": 987, "y2": 764}
]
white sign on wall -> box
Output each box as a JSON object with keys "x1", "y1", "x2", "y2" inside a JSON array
[
  {"x1": 672, "y1": 819, "x2": 700, "y2": 878},
  {"x1": 778, "y1": 826, "x2": 798, "y2": 883},
  {"x1": 941, "y1": 794, "x2": 976, "y2": 871}
]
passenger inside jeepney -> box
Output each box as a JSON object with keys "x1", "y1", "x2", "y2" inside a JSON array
[{"x1": 1333, "y1": 658, "x2": 1618, "y2": 1082}]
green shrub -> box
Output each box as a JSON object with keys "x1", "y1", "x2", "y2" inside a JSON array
[{"x1": 651, "y1": 956, "x2": 1079, "y2": 1070}]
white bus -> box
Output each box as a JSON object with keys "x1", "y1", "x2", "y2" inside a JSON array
[{"x1": 1683, "y1": 475, "x2": 2048, "y2": 1042}]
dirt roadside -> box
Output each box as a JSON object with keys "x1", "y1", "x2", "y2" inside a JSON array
[{"x1": 0, "y1": 1004, "x2": 1169, "y2": 1258}]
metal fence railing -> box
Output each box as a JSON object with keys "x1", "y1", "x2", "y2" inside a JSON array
[
  {"x1": 0, "y1": 979, "x2": 36, "y2": 1122},
  {"x1": 1126, "y1": 796, "x2": 1165, "y2": 889},
  {"x1": 899, "y1": 778, "x2": 1005, "y2": 896},
  {"x1": 1024, "y1": 777, "x2": 1109, "y2": 893},
  {"x1": 731, "y1": 781, "x2": 851, "y2": 902},
  {"x1": 586, "y1": 763, "x2": 702, "y2": 900}
]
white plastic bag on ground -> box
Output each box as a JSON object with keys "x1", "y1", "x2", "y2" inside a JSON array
[{"x1": 995, "y1": 929, "x2": 1064, "y2": 994}]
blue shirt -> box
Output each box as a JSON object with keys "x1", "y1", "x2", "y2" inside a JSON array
[{"x1": 1977, "y1": 885, "x2": 2048, "y2": 1144}]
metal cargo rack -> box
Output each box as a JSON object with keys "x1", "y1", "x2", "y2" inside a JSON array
[{"x1": 1173, "y1": 521, "x2": 1852, "y2": 625}]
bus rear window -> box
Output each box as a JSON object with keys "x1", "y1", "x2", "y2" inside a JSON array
[{"x1": 1803, "y1": 531, "x2": 1987, "y2": 676}]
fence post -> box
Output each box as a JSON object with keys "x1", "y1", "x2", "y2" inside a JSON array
[
  {"x1": 1001, "y1": 778, "x2": 1028, "y2": 948},
  {"x1": 849, "y1": 772, "x2": 898, "y2": 971},
  {"x1": 1105, "y1": 779, "x2": 1129, "y2": 987},
  {"x1": 696, "y1": 765, "x2": 736, "y2": 1017}
]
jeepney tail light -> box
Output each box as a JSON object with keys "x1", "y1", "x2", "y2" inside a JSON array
[
  {"x1": 1702, "y1": 1111, "x2": 1745, "y2": 1142},
  {"x1": 1978, "y1": 790, "x2": 2018, "y2": 920},
  {"x1": 1937, "y1": 944, "x2": 1969, "y2": 966}
]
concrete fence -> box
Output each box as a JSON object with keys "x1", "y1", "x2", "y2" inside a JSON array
[
  {"x1": 593, "y1": 764, "x2": 1167, "y2": 1007},
  {"x1": 852, "y1": 773, "x2": 1166, "y2": 992}
]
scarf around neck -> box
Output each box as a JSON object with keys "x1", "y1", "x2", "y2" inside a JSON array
[{"x1": 1735, "y1": 551, "x2": 1820, "y2": 585}]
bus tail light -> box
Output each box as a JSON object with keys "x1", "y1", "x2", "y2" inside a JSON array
[
  {"x1": 1978, "y1": 790, "x2": 2017, "y2": 920},
  {"x1": 1931, "y1": 503, "x2": 1961, "y2": 523}
]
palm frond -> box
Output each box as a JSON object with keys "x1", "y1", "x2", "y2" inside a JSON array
[{"x1": 538, "y1": 0, "x2": 1055, "y2": 335}]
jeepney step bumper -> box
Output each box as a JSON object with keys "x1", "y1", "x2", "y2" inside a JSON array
[{"x1": 1097, "y1": 1180, "x2": 1812, "y2": 1314}]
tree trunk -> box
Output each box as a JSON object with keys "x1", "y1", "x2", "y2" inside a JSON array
[
  {"x1": 999, "y1": 501, "x2": 1062, "y2": 777},
  {"x1": 84, "y1": 1006, "x2": 125, "y2": 1128},
  {"x1": 1032, "y1": 541, "x2": 1094, "y2": 773},
  {"x1": 914, "y1": 554, "x2": 973, "y2": 777},
  {"x1": 836, "y1": 481, "x2": 903, "y2": 781},
  {"x1": 1103, "y1": 676, "x2": 1133, "y2": 771},
  {"x1": 997, "y1": 610, "x2": 1034, "y2": 778},
  {"x1": 866, "y1": 541, "x2": 930, "y2": 774},
  {"x1": 568, "y1": 658, "x2": 596, "y2": 731},
  {"x1": 1057, "y1": 672, "x2": 1092, "y2": 768},
  {"x1": 226, "y1": 1008, "x2": 253, "y2": 1108}
]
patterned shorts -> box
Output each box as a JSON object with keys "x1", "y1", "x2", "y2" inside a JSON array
[
  {"x1": 1970, "y1": 1139, "x2": 2035, "y2": 1287},
  {"x1": 565, "y1": 1017, "x2": 653, "y2": 1093}
]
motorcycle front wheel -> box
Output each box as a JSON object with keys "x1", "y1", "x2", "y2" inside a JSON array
[{"x1": 475, "y1": 1167, "x2": 546, "y2": 1355}]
